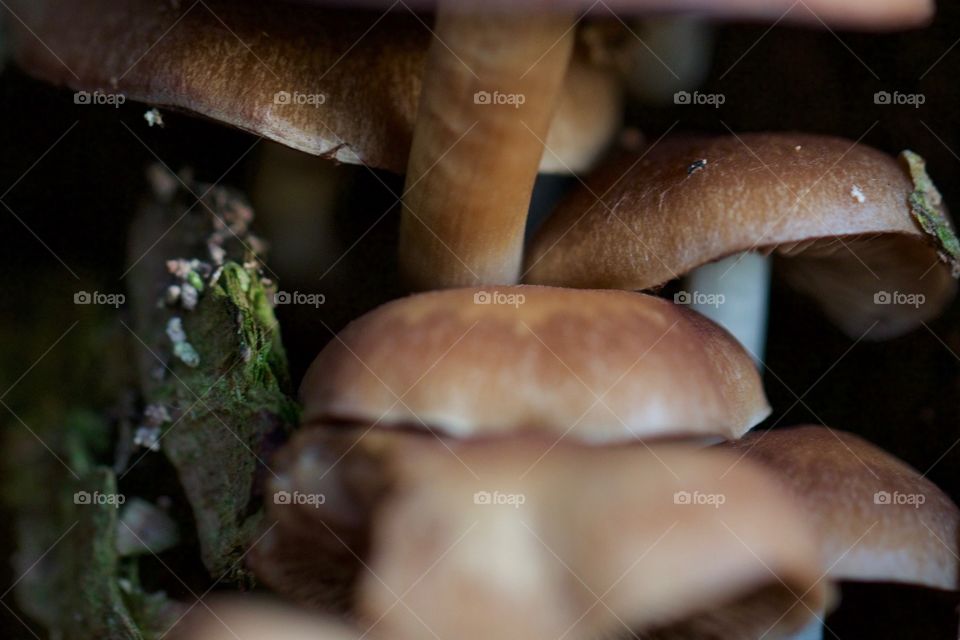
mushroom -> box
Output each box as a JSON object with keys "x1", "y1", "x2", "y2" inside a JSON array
[
  {"x1": 176, "y1": 596, "x2": 364, "y2": 640},
  {"x1": 8, "y1": 0, "x2": 620, "y2": 175},
  {"x1": 525, "y1": 133, "x2": 958, "y2": 361},
  {"x1": 251, "y1": 428, "x2": 828, "y2": 639},
  {"x1": 721, "y1": 425, "x2": 960, "y2": 638},
  {"x1": 397, "y1": 0, "x2": 934, "y2": 290},
  {"x1": 300, "y1": 285, "x2": 769, "y2": 443}
]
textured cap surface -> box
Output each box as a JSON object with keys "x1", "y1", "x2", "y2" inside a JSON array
[
  {"x1": 11, "y1": 0, "x2": 617, "y2": 174},
  {"x1": 525, "y1": 133, "x2": 957, "y2": 338},
  {"x1": 301, "y1": 286, "x2": 770, "y2": 442}
]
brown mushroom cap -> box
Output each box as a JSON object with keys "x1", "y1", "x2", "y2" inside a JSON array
[
  {"x1": 9, "y1": 0, "x2": 619, "y2": 174},
  {"x1": 300, "y1": 285, "x2": 769, "y2": 442},
  {"x1": 525, "y1": 133, "x2": 958, "y2": 339},
  {"x1": 303, "y1": 0, "x2": 934, "y2": 30},
  {"x1": 252, "y1": 428, "x2": 827, "y2": 639},
  {"x1": 722, "y1": 425, "x2": 960, "y2": 590}
]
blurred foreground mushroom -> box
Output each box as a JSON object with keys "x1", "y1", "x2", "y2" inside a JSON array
[
  {"x1": 176, "y1": 597, "x2": 362, "y2": 640},
  {"x1": 526, "y1": 133, "x2": 958, "y2": 360},
  {"x1": 251, "y1": 429, "x2": 828, "y2": 639},
  {"x1": 300, "y1": 285, "x2": 769, "y2": 442},
  {"x1": 721, "y1": 425, "x2": 960, "y2": 638}
]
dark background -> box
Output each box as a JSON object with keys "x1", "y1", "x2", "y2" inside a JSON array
[{"x1": 1, "y1": 2, "x2": 958, "y2": 638}]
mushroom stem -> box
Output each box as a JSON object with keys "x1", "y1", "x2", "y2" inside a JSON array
[
  {"x1": 683, "y1": 252, "x2": 770, "y2": 366},
  {"x1": 785, "y1": 616, "x2": 824, "y2": 640},
  {"x1": 399, "y1": 3, "x2": 576, "y2": 289}
]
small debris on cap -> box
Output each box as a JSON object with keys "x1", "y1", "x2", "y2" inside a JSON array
[
  {"x1": 687, "y1": 158, "x2": 708, "y2": 176},
  {"x1": 850, "y1": 185, "x2": 866, "y2": 203},
  {"x1": 144, "y1": 108, "x2": 164, "y2": 128}
]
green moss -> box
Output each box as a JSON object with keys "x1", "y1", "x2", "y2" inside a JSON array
[
  {"x1": 6, "y1": 411, "x2": 182, "y2": 639},
  {"x1": 127, "y1": 171, "x2": 298, "y2": 582},
  {"x1": 901, "y1": 150, "x2": 960, "y2": 276}
]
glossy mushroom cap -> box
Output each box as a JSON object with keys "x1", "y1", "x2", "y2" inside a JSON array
[
  {"x1": 525, "y1": 133, "x2": 958, "y2": 339},
  {"x1": 300, "y1": 285, "x2": 770, "y2": 443},
  {"x1": 9, "y1": 0, "x2": 618, "y2": 174},
  {"x1": 252, "y1": 429, "x2": 827, "y2": 639},
  {"x1": 723, "y1": 425, "x2": 960, "y2": 589}
]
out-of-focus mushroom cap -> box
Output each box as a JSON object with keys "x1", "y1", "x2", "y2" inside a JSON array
[
  {"x1": 300, "y1": 285, "x2": 770, "y2": 442},
  {"x1": 525, "y1": 133, "x2": 957, "y2": 339},
  {"x1": 174, "y1": 597, "x2": 363, "y2": 640},
  {"x1": 292, "y1": 0, "x2": 934, "y2": 30},
  {"x1": 253, "y1": 428, "x2": 826, "y2": 639},
  {"x1": 9, "y1": 0, "x2": 618, "y2": 174},
  {"x1": 723, "y1": 425, "x2": 960, "y2": 590}
]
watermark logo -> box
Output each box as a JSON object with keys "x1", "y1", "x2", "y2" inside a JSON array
[
  {"x1": 473, "y1": 490, "x2": 526, "y2": 508},
  {"x1": 274, "y1": 291, "x2": 326, "y2": 308},
  {"x1": 473, "y1": 90, "x2": 526, "y2": 109},
  {"x1": 874, "y1": 91, "x2": 924, "y2": 108},
  {"x1": 473, "y1": 290, "x2": 525, "y2": 308},
  {"x1": 674, "y1": 490, "x2": 726, "y2": 508},
  {"x1": 74, "y1": 490, "x2": 126, "y2": 508},
  {"x1": 273, "y1": 490, "x2": 326, "y2": 507},
  {"x1": 674, "y1": 290, "x2": 725, "y2": 308},
  {"x1": 74, "y1": 291, "x2": 125, "y2": 308},
  {"x1": 873, "y1": 291, "x2": 925, "y2": 308},
  {"x1": 74, "y1": 90, "x2": 126, "y2": 108},
  {"x1": 674, "y1": 90, "x2": 725, "y2": 108},
  {"x1": 274, "y1": 90, "x2": 327, "y2": 108},
  {"x1": 874, "y1": 490, "x2": 925, "y2": 508}
]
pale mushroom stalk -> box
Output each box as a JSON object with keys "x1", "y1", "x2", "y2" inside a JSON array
[
  {"x1": 684, "y1": 252, "x2": 771, "y2": 365},
  {"x1": 787, "y1": 616, "x2": 825, "y2": 640},
  {"x1": 399, "y1": 4, "x2": 577, "y2": 289}
]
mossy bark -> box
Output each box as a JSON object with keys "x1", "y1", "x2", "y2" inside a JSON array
[{"x1": 126, "y1": 168, "x2": 298, "y2": 582}]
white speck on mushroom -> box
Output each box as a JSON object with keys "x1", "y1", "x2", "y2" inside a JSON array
[
  {"x1": 144, "y1": 108, "x2": 165, "y2": 128},
  {"x1": 794, "y1": 145, "x2": 802, "y2": 151},
  {"x1": 850, "y1": 185, "x2": 866, "y2": 203}
]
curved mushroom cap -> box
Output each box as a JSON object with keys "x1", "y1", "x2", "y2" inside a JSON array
[
  {"x1": 9, "y1": 0, "x2": 618, "y2": 175},
  {"x1": 176, "y1": 597, "x2": 363, "y2": 640},
  {"x1": 723, "y1": 425, "x2": 960, "y2": 590},
  {"x1": 252, "y1": 428, "x2": 827, "y2": 639},
  {"x1": 307, "y1": 0, "x2": 933, "y2": 30},
  {"x1": 525, "y1": 133, "x2": 958, "y2": 339},
  {"x1": 301, "y1": 285, "x2": 770, "y2": 443}
]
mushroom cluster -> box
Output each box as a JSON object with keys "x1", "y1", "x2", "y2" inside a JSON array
[{"x1": 7, "y1": 0, "x2": 960, "y2": 638}]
